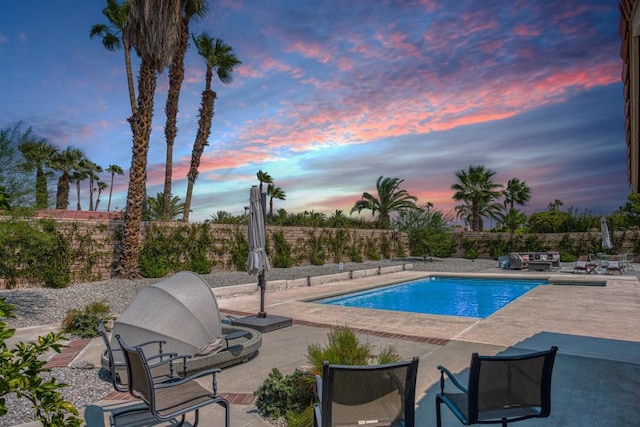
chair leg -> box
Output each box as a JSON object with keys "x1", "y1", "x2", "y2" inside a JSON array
[
  {"x1": 218, "y1": 398, "x2": 231, "y2": 427},
  {"x1": 174, "y1": 414, "x2": 186, "y2": 426},
  {"x1": 435, "y1": 395, "x2": 442, "y2": 427},
  {"x1": 192, "y1": 409, "x2": 199, "y2": 427}
]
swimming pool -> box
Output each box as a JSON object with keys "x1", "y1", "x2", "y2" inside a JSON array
[{"x1": 314, "y1": 276, "x2": 547, "y2": 318}]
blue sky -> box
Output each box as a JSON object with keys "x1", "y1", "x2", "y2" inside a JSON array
[{"x1": 0, "y1": 0, "x2": 629, "y2": 222}]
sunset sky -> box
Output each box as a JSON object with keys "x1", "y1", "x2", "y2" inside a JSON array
[{"x1": 0, "y1": 0, "x2": 629, "y2": 222}]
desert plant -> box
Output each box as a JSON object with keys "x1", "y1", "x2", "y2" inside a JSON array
[
  {"x1": 306, "y1": 325, "x2": 401, "y2": 375},
  {"x1": 61, "y1": 301, "x2": 110, "y2": 338},
  {"x1": 0, "y1": 298, "x2": 82, "y2": 426},
  {"x1": 253, "y1": 368, "x2": 315, "y2": 420}
]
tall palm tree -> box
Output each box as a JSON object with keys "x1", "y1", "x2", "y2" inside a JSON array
[
  {"x1": 18, "y1": 139, "x2": 59, "y2": 209},
  {"x1": 105, "y1": 164, "x2": 124, "y2": 212},
  {"x1": 51, "y1": 146, "x2": 85, "y2": 209},
  {"x1": 121, "y1": 0, "x2": 181, "y2": 278},
  {"x1": 90, "y1": 0, "x2": 136, "y2": 115},
  {"x1": 94, "y1": 181, "x2": 108, "y2": 210},
  {"x1": 502, "y1": 177, "x2": 531, "y2": 211},
  {"x1": 183, "y1": 34, "x2": 241, "y2": 223},
  {"x1": 451, "y1": 165, "x2": 503, "y2": 232},
  {"x1": 162, "y1": 0, "x2": 208, "y2": 219},
  {"x1": 267, "y1": 183, "x2": 286, "y2": 217},
  {"x1": 350, "y1": 176, "x2": 419, "y2": 229},
  {"x1": 257, "y1": 170, "x2": 273, "y2": 195}
]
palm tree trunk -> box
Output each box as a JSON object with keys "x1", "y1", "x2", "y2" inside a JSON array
[
  {"x1": 121, "y1": 61, "x2": 157, "y2": 278},
  {"x1": 123, "y1": 39, "x2": 137, "y2": 116},
  {"x1": 107, "y1": 173, "x2": 115, "y2": 212},
  {"x1": 76, "y1": 181, "x2": 82, "y2": 210},
  {"x1": 183, "y1": 70, "x2": 216, "y2": 223},
  {"x1": 56, "y1": 173, "x2": 70, "y2": 209},
  {"x1": 89, "y1": 176, "x2": 95, "y2": 211},
  {"x1": 35, "y1": 168, "x2": 48, "y2": 209},
  {"x1": 162, "y1": 22, "x2": 188, "y2": 219}
]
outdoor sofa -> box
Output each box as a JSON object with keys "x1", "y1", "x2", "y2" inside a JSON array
[{"x1": 508, "y1": 252, "x2": 560, "y2": 270}]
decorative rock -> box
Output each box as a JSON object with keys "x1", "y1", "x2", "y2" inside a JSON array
[{"x1": 70, "y1": 360, "x2": 94, "y2": 369}]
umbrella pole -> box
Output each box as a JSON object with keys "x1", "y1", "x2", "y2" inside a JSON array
[{"x1": 258, "y1": 271, "x2": 266, "y2": 318}]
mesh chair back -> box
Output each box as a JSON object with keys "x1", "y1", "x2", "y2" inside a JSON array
[
  {"x1": 467, "y1": 347, "x2": 557, "y2": 424},
  {"x1": 115, "y1": 335, "x2": 154, "y2": 405},
  {"x1": 321, "y1": 358, "x2": 418, "y2": 427}
]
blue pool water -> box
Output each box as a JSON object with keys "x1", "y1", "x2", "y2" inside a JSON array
[{"x1": 315, "y1": 277, "x2": 547, "y2": 318}]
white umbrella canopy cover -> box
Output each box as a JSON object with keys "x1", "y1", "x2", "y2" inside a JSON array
[
  {"x1": 111, "y1": 271, "x2": 224, "y2": 358},
  {"x1": 601, "y1": 216, "x2": 613, "y2": 250},
  {"x1": 247, "y1": 186, "x2": 270, "y2": 275}
]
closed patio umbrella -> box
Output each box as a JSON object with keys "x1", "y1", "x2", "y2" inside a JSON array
[
  {"x1": 248, "y1": 185, "x2": 270, "y2": 317},
  {"x1": 601, "y1": 216, "x2": 612, "y2": 250}
]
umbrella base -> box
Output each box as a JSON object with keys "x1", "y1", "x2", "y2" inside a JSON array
[{"x1": 231, "y1": 314, "x2": 293, "y2": 333}]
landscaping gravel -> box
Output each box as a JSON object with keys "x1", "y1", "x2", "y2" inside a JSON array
[{"x1": 0, "y1": 257, "x2": 497, "y2": 426}]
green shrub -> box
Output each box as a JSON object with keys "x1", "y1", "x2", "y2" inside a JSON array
[
  {"x1": 253, "y1": 368, "x2": 315, "y2": 419},
  {"x1": 461, "y1": 238, "x2": 479, "y2": 259},
  {"x1": 61, "y1": 301, "x2": 110, "y2": 338},
  {"x1": 1, "y1": 298, "x2": 82, "y2": 426},
  {"x1": 271, "y1": 231, "x2": 294, "y2": 268},
  {"x1": 0, "y1": 221, "x2": 72, "y2": 288}
]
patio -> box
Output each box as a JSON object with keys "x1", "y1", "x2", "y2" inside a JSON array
[{"x1": 10, "y1": 266, "x2": 640, "y2": 426}]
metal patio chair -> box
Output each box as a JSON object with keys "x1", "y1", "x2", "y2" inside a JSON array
[
  {"x1": 115, "y1": 334, "x2": 230, "y2": 427},
  {"x1": 436, "y1": 346, "x2": 558, "y2": 426},
  {"x1": 314, "y1": 357, "x2": 419, "y2": 427}
]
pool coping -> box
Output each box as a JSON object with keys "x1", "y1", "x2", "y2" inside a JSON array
[{"x1": 215, "y1": 268, "x2": 640, "y2": 349}]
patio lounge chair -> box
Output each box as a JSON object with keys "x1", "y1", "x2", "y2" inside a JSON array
[
  {"x1": 115, "y1": 334, "x2": 230, "y2": 427},
  {"x1": 314, "y1": 357, "x2": 419, "y2": 427},
  {"x1": 606, "y1": 256, "x2": 623, "y2": 275},
  {"x1": 573, "y1": 256, "x2": 597, "y2": 274},
  {"x1": 436, "y1": 346, "x2": 557, "y2": 426}
]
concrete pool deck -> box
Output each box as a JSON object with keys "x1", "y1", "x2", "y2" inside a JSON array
[{"x1": 10, "y1": 265, "x2": 640, "y2": 426}]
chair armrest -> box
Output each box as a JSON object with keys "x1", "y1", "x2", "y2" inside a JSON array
[
  {"x1": 147, "y1": 352, "x2": 178, "y2": 364},
  {"x1": 315, "y1": 374, "x2": 322, "y2": 403},
  {"x1": 437, "y1": 365, "x2": 468, "y2": 394},
  {"x1": 153, "y1": 366, "x2": 223, "y2": 393}
]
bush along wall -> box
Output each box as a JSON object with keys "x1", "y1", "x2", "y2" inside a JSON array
[
  {"x1": 0, "y1": 220, "x2": 73, "y2": 288},
  {"x1": 2, "y1": 215, "x2": 637, "y2": 288}
]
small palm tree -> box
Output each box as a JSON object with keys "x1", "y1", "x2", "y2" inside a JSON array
[
  {"x1": 548, "y1": 199, "x2": 564, "y2": 211},
  {"x1": 82, "y1": 160, "x2": 103, "y2": 211},
  {"x1": 51, "y1": 146, "x2": 85, "y2": 210},
  {"x1": 257, "y1": 170, "x2": 273, "y2": 195},
  {"x1": 267, "y1": 184, "x2": 286, "y2": 217},
  {"x1": 350, "y1": 176, "x2": 418, "y2": 229},
  {"x1": 502, "y1": 177, "x2": 531, "y2": 211},
  {"x1": 147, "y1": 192, "x2": 186, "y2": 220},
  {"x1": 18, "y1": 139, "x2": 59, "y2": 209},
  {"x1": 183, "y1": 34, "x2": 240, "y2": 223},
  {"x1": 94, "y1": 181, "x2": 108, "y2": 210},
  {"x1": 451, "y1": 165, "x2": 503, "y2": 232},
  {"x1": 71, "y1": 169, "x2": 88, "y2": 210},
  {"x1": 105, "y1": 164, "x2": 124, "y2": 212},
  {"x1": 90, "y1": 0, "x2": 136, "y2": 115}
]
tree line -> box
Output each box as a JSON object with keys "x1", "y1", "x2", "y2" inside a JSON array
[{"x1": 0, "y1": 122, "x2": 124, "y2": 213}]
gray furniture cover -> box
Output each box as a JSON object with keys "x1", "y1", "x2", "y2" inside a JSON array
[{"x1": 103, "y1": 271, "x2": 261, "y2": 373}]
